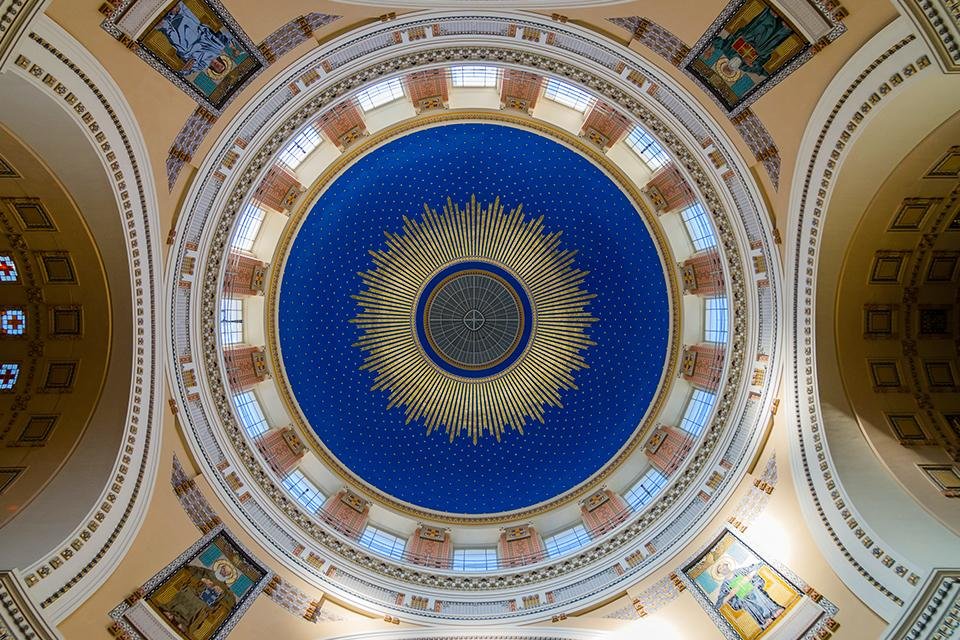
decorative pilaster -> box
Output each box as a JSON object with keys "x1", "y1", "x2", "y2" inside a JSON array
[
  {"x1": 224, "y1": 252, "x2": 268, "y2": 296},
  {"x1": 681, "y1": 343, "x2": 725, "y2": 391},
  {"x1": 404, "y1": 69, "x2": 448, "y2": 112},
  {"x1": 317, "y1": 101, "x2": 367, "y2": 150},
  {"x1": 319, "y1": 490, "x2": 369, "y2": 539},
  {"x1": 580, "y1": 101, "x2": 631, "y2": 150},
  {"x1": 579, "y1": 488, "x2": 629, "y2": 537},
  {"x1": 644, "y1": 426, "x2": 693, "y2": 476},
  {"x1": 253, "y1": 164, "x2": 303, "y2": 213},
  {"x1": 642, "y1": 162, "x2": 696, "y2": 214},
  {"x1": 224, "y1": 345, "x2": 269, "y2": 391},
  {"x1": 406, "y1": 525, "x2": 452, "y2": 569},
  {"x1": 255, "y1": 427, "x2": 305, "y2": 477},
  {"x1": 497, "y1": 525, "x2": 545, "y2": 568},
  {"x1": 681, "y1": 249, "x2": 724, "y2": 295},
  {"x1": 500, "y1": 69, "x2": 542, "y2": 113}
]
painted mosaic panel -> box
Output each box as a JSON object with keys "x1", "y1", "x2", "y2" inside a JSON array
[
  {"x1": 139, "y1": 1, "x2": 263, "y2": 111},
  {"x1": 102, "y1": 0, "x2": 266, "y2": 114},
  {"x1": 110, "y1": 526, "x2": 271, "y2": 640},
  {"x1": 680, "y1": 528, "x2": 837, "y2": 640},
  {"x1": 684, "y1": 0, "x2": 811, "y2": 114}
]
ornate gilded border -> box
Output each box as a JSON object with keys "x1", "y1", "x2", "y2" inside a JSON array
[
  {"x1": 189, "y1": 47, "x2": 754, "y2": 591},
  {"x1": 262, "y1": 110, "x2": 682, "y2": 524},
  {"x1": 167, "y1": 13, "x2": 780, "y2": 610}
]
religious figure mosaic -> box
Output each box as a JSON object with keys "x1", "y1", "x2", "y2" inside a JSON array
[
  {"x1": 142, "y1": 0, "x2": 262, "y2": 110},
  {"x1": 683, "y1": 0, "x2": 810, "y2": 114},
  {"x1": 680, "y1": 528, "x2": 838, "y2": 640},
  {"x1": 101, "y1": 0, "x2": 266, "y2": 114},
  {"x1": 353, "y1": 196, "x2": 597, "y2": 444},
  {"x1": 110, "y1": 526, "x2": 271, "y2": 640}
]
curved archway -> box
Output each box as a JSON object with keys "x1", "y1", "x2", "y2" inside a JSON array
[{"x1": 0, "y1": 15, "x2": 164, "y2": 622}]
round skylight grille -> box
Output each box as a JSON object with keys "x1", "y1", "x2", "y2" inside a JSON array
[{"x1": 424, "y1": 269, "x2": 525, "y2": 370}]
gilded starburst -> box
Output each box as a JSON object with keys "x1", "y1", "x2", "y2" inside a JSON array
[{"x1": 352, "y1": 196, "x2": 596, "y2": 443}]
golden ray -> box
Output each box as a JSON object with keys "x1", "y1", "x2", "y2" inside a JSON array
[{"x1": 351, "y1": 197, "x2": 597, "y2": 443}]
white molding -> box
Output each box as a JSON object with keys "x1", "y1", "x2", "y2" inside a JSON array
[
  {"x1": 784, "y1": 16, "x2": 958, "y2": 622},
  {"x1": 0, "y1": 571, "x2": 62, "y2": 640},
  {"x1": 165, "y1": 10, "x2": 782, "y2": 625},
  {"x1": 325, "y1": 630, "x2": 612, "y2": 640},
  {"x1": 1, "y1": 13, "x2": 163, "y2": 624},
  {"x1": 0, "y1": 0, "x2": 48, "y2": 71}
]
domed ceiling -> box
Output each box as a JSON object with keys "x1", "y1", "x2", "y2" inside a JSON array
[{"x1": 276, "y1": 123, "x2": 670, "y2": 514}]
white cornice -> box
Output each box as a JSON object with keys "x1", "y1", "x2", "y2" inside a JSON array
[{"x1": 167, "y1": 11, "x2": 781, "y2": 625}]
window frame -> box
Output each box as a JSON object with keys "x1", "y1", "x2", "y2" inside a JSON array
[
  {"x1": 277, "y1": 124, "x2": 323, "y2": 170},
  {"x1": 233, "y1": 390, "x2": 269, "y2": 437},
  {"x1": 452, "y1": 547, "x2": 498, "y2": 572},
  {"x1": 704, "y1": 296, "x2": 729, "y2": 344},
  {"x1": 624, "y1": 127, "x2": 670, "y2": 171},
  {"x1": 679, "y1": 389, "x2": 717, "y2": 437},
  {"x1": 543, "y1": 78, "x2": 594, "y2": 113},
  {"x1": 450, "y1": 65, "x2": 500, "y2": 88},
  {"x1": 358, "y1": 525, "x2": 407, "y2": 561},
  {"x1": 232, "y1": 203, "x2": 265, "y2": 253},
  {"x1": 355, "y1": 78, "x2": 406, "y2": 112},
  {"x1": 680, "y1": 203, "x2": 717, "y2": 252},
  {"x1": 623, "y1": 468, "x2": 668, "y2": 511},
  {"x1": 281, "y1": 469, "x2": 327, "y2": 513},
  {"x1": 219, "y1": 297, "x2": 243, "y2": 346}
]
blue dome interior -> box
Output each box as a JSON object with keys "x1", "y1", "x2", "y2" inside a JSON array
[{"x1": 278, "y1": 123, "x2": 669, "y2": 514}]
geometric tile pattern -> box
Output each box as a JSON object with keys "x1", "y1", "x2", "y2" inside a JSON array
[
  {"x1": 926, "y1": 251, "x2": 959, "y2": 283},
  {"x1": 40, "y1": 361, "x2": 77, "y2": 392},
  {"x1": 889, "y1": 197, "x2": 940, "y2": 231},
  {"x1": 37, "y1": 252, "x2": 76, "y2": 284},
  {"x1": 15, "y1": 414, "x2": 58, "y2": 446},
  {"x1": 926, "y1": 145, "x2": 960, "y2": 178},
  {"x1": 48, "y1": 305, "x2": 83, "y2": 338},
  {"x1": 885, "y1": 413, "x2": 928, "y2": 444}
]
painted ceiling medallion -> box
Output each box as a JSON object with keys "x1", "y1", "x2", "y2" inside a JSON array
[{"x1": 352, "y1": 196, "x2": 597, "y2": 443}]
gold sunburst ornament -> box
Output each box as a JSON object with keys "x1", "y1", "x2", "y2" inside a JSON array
[{"x1": 352, "y1": 196, "x2": 597, "y2": 443}]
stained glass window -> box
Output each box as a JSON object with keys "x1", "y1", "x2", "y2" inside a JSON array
[
  {"x1": 356, "y1": 78, "x2": 405, "y2": 112},
  {"x1": 0, "y1": 363, "x2": 20, "y2": 390},
  {"x1": 0, "y1": 308, "x2": 25, "y2": 336},
  {"x1": 543, "y1": 79, "x2": 594, "y2": 112},
  {"x1": 450, "y1": 66, "x2": 499, "y2": 88},
  {"x1": 625, "y1": 127, "x2": 669, "y2": 171},
  {"x1": 0, "y1": 256, "x2": 17, "y2": 283}
]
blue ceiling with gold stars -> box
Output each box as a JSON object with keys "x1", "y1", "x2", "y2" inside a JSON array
[{"x1": 278, "y1": 123, "x2": 669, "y2": 515}]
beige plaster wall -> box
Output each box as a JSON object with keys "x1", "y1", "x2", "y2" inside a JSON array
[
  {"x1": 0, "y1": 124, "x2": 111, "y2": 529},
  {"x1": 834, "y1": 109, "x2": 960, "y2": 533}
]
